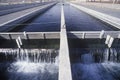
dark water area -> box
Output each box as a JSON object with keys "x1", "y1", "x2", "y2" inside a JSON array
[
  {"x1": 11, "y1": 4, "x2": 61, "y2": 32},
  {"x1": 68, "y1": 39, "x2": 120, "y2": 63},
  {"x1": 64, "y1": 4, "x2": 118, "y2": 31},
  {"x1": 0, "y1": 39, "x2": 60, "y2": 48},
  {"x1": 71, "y1": 63, "x2": 120, "y2": 80},
  {"x1": 69, "y1": 38, "x2": 120, "y2": 80}
]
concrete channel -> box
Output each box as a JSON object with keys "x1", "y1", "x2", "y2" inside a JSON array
[
  {"x1": 0, "y1": 2, "x2": 120, "y2": 80},
  {"x1": 70, "y1": 3, "x2": 120, "y2": 30},
  {"x1": 0, "y1": 2, "x2": 57, "y2": 32},
  {"x1": 0, "y1": 2, "x2": 52, "y2": 16}
]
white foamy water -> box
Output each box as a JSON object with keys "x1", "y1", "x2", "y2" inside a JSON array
[
  {"x1": 0, "y1": 49, "x2": 59, "y2": 80},
  {"x1": 6, "y1": 60, "x2": 58, "y2": 80},
  {"x1": 8, "y1": 61, "x2": 58, "y2": 74}
]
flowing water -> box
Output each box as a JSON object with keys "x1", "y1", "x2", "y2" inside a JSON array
[
  {"x1": 0, "y1": 48, "x2": 59, "y2": 80},
  {"x1": 71, "y1": 48, "x2": 120, "y2": 80}
]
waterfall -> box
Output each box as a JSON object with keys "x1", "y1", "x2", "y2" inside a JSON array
[
  {"x1": 0, "y1": 48, "x2": 59, "y2": 63},
  {"x1": 103, "y1": 48, "x2": 119, "y2": 62},
  {"x1": 104, "y1": 48, "x2": 109, "y2": 62},
  {"x1": 0, "y1": 48, "x2": 59, "y2": 80},
  {"x1": 79, "y1": 48, "x2": 120, "y2": 64}
]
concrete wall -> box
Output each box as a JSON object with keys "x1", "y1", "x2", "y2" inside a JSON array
[
  {"x1": 74, "y1": 0, "x2": 120, "y2": 3},
  {"x1": 0, "y1": 0, "x2": 47, "y2": 4}
]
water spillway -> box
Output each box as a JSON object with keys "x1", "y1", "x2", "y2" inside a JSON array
[
  {"x1": 0, "y1": 37, "x2": 60, "y2": 80},
  {"x1": 0, "y1": 49, "x2": 59, "y2": 63},
  {"x1": 0, "y1": 2, "x2": 120, "y2": 80},
  {"x1": 69, "y1": 38, "x2": 120, "y2": 80},
  {"x1": 0, "y1": 48, "x2": 59, "y2": 80}
]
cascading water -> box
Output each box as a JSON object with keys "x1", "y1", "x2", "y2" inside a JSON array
[
  {"x1": 71, "y1": 48, "x2": 120, "y2": 80},
  {"x1": 0, "y1": 48, "x2": 59, "y2": 80},
  {"x1": 0, "y1": 49, "x2": 58, "y2": 62}
]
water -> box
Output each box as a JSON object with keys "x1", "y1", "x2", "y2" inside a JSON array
[
  {"x1": 72, "y1": 62, "x2": 120, "y2": 80},
  {"x1": 0, "y1": 48, "x2": 59, "y2": 80},
  {"x1": 0, "y1": 49, "x2": 59, "y2": 62},
  {"x1": 11, "y1": 3, "x2": 61, "y2": 32},
  {"x1": 70, "y1": 48, "x2": 120, "y2": 80},
  {"x1": 10, "y1": 3, "x2": 118, "y2": 32},
  {"x1": 70, "y1": 48, "x2": 120, "y2": 63},
  {"x1": 81, "y1": 53, "x2": 94, "y2": 64},
  {"x1": 0, "y1": 39, "x2": 60, "y2": 48}
]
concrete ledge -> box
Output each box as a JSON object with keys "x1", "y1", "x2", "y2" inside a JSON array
[
  {"x1": 0, "y1": 3, "x2": 56, "y2": 32},
  {"x1": 0, "y1": 31, "x2": 119, "y2": 40},
  {"x1": 68, "y1": 31, "x2": 120, "y2": 39},
  {"x1": 59, "y1": 5, "x2": 72, "y2": 80},
  {"x1": 70, "y1": 3, "x2": 120, "y2": 29},
  {"x1": 0, "y1": 32, "x2": 60, "y2": 39}
]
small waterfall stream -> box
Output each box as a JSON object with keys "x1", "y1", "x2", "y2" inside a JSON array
[
  {"x1": 0, "y1": 48, "x2": 59, "y2": 80},
  {"x1": 0, "y1": 48, "x2": 59, "y2": 63}
]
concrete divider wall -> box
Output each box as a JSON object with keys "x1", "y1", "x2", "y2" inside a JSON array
[
  {"x1": 59, "y1": 5, "x2": 72, "y2": 80},
  {"x1": 0, "y1": 2, "x2": 54, "y2": 16}
]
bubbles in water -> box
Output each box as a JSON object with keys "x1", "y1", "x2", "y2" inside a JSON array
[
  {"x1": 8, "y1": 61, "x2": 58, "y2": 74},
  {"x1": 0, "y1": 48, "x2": 59, "y2": 80},
  {"x1": 6, "y1": 60, "x2": 58, "y2": 80}
]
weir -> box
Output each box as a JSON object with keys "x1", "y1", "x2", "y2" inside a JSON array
[
  {"x1": 0, "y1": 39, "x2": 59, "y2": 80},
  {"x1": 0, "y1": 31, "x2": 120, "y2": 40},
  {"x1": 0, "y1": 49, "x2": 59, "y2": 63},
  {"x1": 69, "y1": 38, "x2": 120, "y2": 80},
  {"x1": 0, "y1": 2, "x2": 120, "y2": 80}
]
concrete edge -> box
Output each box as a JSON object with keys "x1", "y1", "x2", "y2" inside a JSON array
[{"x1": 59, "y1": 4, "x2": 72, "y2": 80}]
